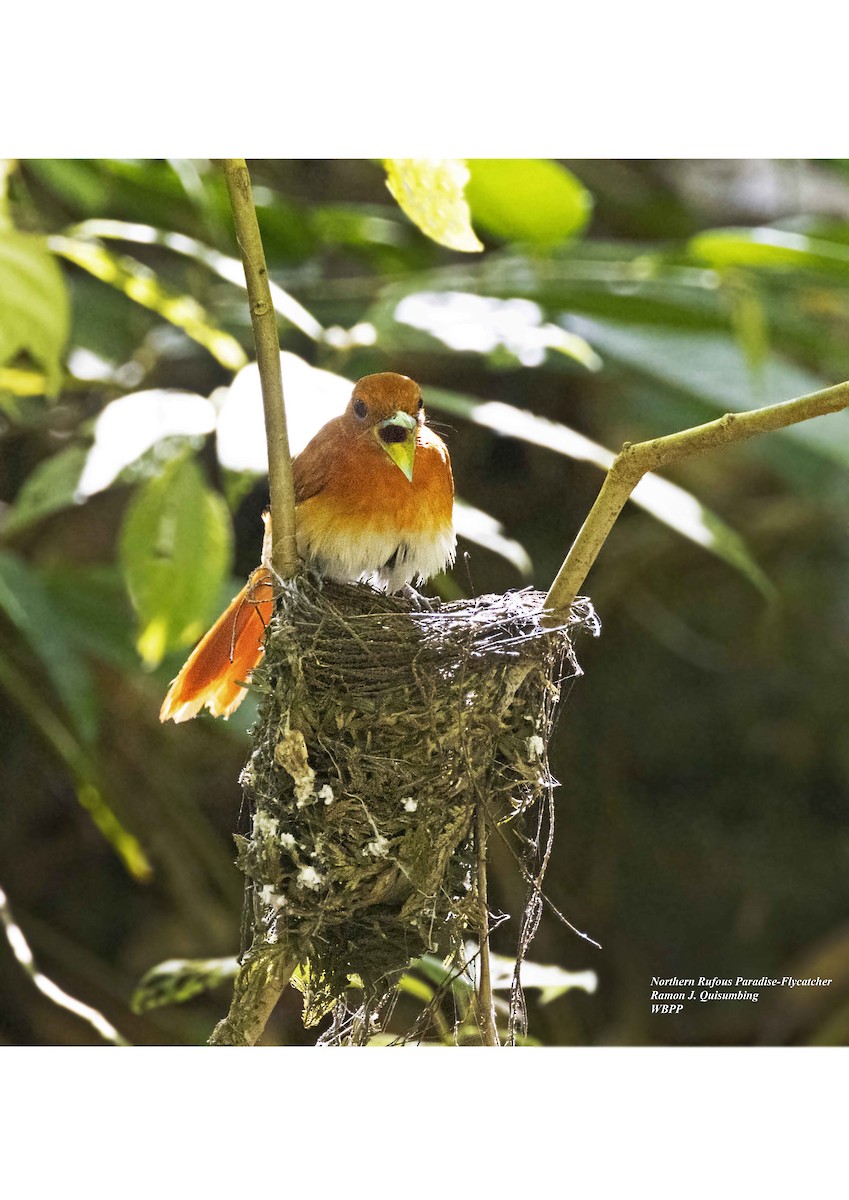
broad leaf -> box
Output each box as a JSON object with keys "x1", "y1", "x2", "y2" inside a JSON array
[
  {"x1": 2, "y1": 444, "x2": 88, "y2": 536},
  {"x1": 62, "y1": 218, "x2": 324, "y2": 342},
  {"x1": 132, "y1": 956, "x2": 238, "y2": 1013},
  {"x1": 120, "y1": 454, "x2": 233, "y2": 668},
  {"x1": 384, "y1": 159, "x2": 483, "y2": 253},
  {"x1": 78, "y1": 389, "x2": 216, "y2": 498},
  {"x1": 0, "y1": 549, "x2": 98, "y2": 745},
  {"x1": 0, "y1": 228, "x2": 69, "y2": 393},
  {"x1": 392, "y1": 289, "x2": 602, "y2": 370},
  {"x1": 465, "y1": 159, "x2": 592, "y2": 247},
  {"x1": 566, "y1": 316, "x2": 849, "y2": 472},
  {"x1": 49, "y1": 234, "x2": 247, "y2": 371},
  {"x1": 690, "y1": 226, "x2": 849, "y2": 276}
]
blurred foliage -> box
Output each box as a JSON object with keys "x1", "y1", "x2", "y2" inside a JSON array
[{"x1": 2, "y1": 158, "x2": 849, "y2": 1046}]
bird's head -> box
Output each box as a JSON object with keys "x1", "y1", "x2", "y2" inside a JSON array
[{"x1": 346, "y1": 372, "x2": 424, "y2": 482}]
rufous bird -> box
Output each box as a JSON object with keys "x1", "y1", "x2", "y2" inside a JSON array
[{"x1": 160, "y1": 371, "x2": 455, "y2": 723}]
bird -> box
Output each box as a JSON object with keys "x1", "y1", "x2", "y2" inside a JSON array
[{"x1": 160, "y1": 371, "x2": 455, "y2": 723}]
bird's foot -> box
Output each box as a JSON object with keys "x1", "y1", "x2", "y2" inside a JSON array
[{"x1": 402, "y1": 583, "x2": 437, "y2": 612}]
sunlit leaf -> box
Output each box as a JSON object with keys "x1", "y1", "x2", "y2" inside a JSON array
[
  {"x1": 428, "y1": 385, "x2": 774, "y2": 598},
  {"x1": 466, "y1": 159, "x2": 592, "y2": 247},
  {"x1": 62, "y1": 218, "x2": 324, "y2": 343},
  {"x1": 0, "y1": 549, "x2": 99, "y2": 745},
  {"x1": 0, "y1": 366, "x2": 49, "y2": 396},
  {"x1": 120, "y1": 454, "x2": 233, "y2": 668},
  {"x1": 2, "y1": 444, "x2": 87, "y2": 536},
  {"x1": 132, "y1": 956, "x2": 238, "y2": 1013},
  {"x1": 384, "y1": 159, "x2": 483, "y2": 253},
  {"x1": 77, "y1": 389, "x2": 216, "y2": 498},
  {"x1": 690, "y1": 226, "x2": 849, "y2": 275},
  {"x1": 454, "y1": 500, "x2": 533, "y2": 578},
  {"x1": 393, "y1": 290, "x2": 602, "y2": 370},
  {"x1": 485, "y1": 950, "x2": 597, "y2": 1005},
  {"x1": 0, "y1": 228, "x2": 69, "y2": 393},
  {"x1": 48, "y1": 234, "x2": 248, "y2": 371}
]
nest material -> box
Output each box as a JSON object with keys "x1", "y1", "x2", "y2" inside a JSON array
[{"x1": 235, "y1": 572, "x2": 598, "y2": 1030}]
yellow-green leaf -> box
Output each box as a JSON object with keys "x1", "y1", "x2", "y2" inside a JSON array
[
  {"x1": 384, "y1": 159, "x2": 483, "y2": 253},
  {"x1": 120, "y1": 455, "x2": 233, "y2": 668},
  {"x1": 0, "y1": 229, "x2": 69, "y2": 393},
  {"x1": 465, "y1": 159, "x2": 592, "y2": 247},
  {"x1": 49, "y1": 234, "x2": 247, "y2": 371}
]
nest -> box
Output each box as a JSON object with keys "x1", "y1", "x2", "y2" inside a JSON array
[{"x1": 235, "y1": 572, "x2": 599, "y2": 1039}]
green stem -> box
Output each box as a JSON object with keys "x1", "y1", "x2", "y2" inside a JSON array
[{"x1": 222, "y1": 159, "x2": 299, "y2": 580}]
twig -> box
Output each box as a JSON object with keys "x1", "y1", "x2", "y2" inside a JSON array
[
  {"x1": 474, "y1": 804, "x2": 499, "y2": 1046},
  {"x1": 208, "y1": 945, "x2": 295, "y2": 1046},
  {"x1": 211, "y1": 161, "x2": 299, "y2": 1047},
  {"x1": 222, "y1": 159, "x2": 298, "y2": 580},
  {"x1": 0, "y1": 881, "x2": 130, "y2": 1046},
  {"x1": 545, "y1": 379, "x2": 849, "y2": 616}
]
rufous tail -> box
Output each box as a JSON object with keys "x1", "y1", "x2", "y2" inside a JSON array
[{"x1": 159, "y1": 567, "x2": 274, "y2": 723}]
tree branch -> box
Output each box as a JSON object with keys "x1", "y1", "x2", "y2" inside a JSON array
[
  {"x1": 208, "y1": 945, "x2": 295, "y2": 1046},
  {"x1": 222, "y1": 159, "x2": 298, "y2": 580},
  {"x1": 545, "y1": 378, "x2": 849, "y2": 616}
]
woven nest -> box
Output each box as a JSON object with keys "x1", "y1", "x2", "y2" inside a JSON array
[{"x1": 235, "y1": 572, "x2": 599, "y2": 1036}]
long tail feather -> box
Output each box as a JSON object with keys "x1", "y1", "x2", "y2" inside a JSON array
[{"x1": 159, "y1": 568, "x2": 274, "y2": 723}]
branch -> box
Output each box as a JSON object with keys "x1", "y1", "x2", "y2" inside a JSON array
[
  {"x1": 545, "y1": 378, "x2": 849, "y2": 616},
  {"x1": 208, "y1": 946, "x2": 295, "y2": 1046},
  {"x1": 222, "y1": 159, "x2": 299, "y2": 580}
]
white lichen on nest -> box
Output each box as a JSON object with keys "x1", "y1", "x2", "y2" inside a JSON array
[{"x1": 234, "y1": 573, "x2": 599, "y2": 1028}]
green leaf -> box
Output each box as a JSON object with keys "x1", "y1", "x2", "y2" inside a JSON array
[
  {"x1": 120, "y1": 454, "x2": 233, "y2": 668},
  {"x1": 690, "y1": 226, "x2": 849, "y2": 276},
  {"x1": 40, "y1": 564, "x2": 140, "y2": 672},
  {"x1": 2, "y1": 444, "x2": 87, "y2": 537},
  {"x1": 428, "y1": 385, "x2": 774, "y2": 599},
  {"x1": 62, "y1": 218, "x2": 324, "y2": 343},
  {"x1": 384, "y1": 159, "x2": 483, "y2": 253},
  {"x1": 131, "y1": 956, "x2": 239, "y2": 1013},
  {"x1": 391, "y1": 289, "x2": 602, "y2": 371},
  {"x1": 49, "y1": 234, "x2": 248, "y2": 371},
  {"x1": 465, "y1": 159, "x2": 592, "y2": 247},
  {"x1": 0, "y1": 228, "x2": 69, "y2": 393},
  {"x1": 0, "y1": 549, "x2": 98, "y2": 745},
  {"x1": 568, "y1": 317, "x2": 849, "y2": 472}
]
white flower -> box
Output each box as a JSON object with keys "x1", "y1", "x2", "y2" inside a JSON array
[
  {"x1": 365, "y1": 835, "x2": 390, "y2": 858},
  {"x1": 402, "y1": 797, "x2": 418, "y2": 813}
]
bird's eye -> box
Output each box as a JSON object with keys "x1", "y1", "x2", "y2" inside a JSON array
[
  {"x1": 417, "y1": 397, "x2": 424, "y2": 410},
  {"x1": 353, "y1": 399, "x2": 368, "y2": 419}
]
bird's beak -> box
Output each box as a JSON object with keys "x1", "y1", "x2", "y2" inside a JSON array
[{"x1": 376, "y1": 410, "x2": 417, "y2": 482}]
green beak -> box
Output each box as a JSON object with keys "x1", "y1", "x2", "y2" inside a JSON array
[{"x1": 377, "y1": 410, "x2": 417, "y2": 482}]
